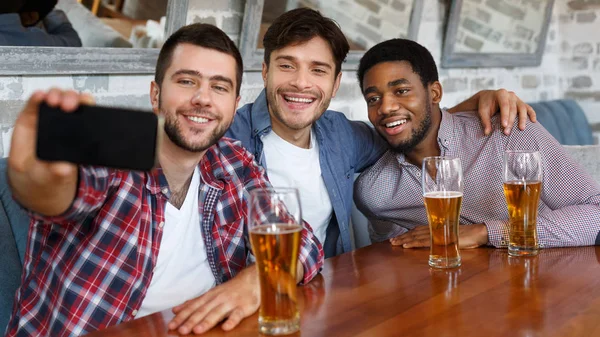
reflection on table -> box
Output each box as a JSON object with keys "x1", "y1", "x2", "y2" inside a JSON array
[{"x1": 86, "y1": 243, "x2": 600, "y2": 337}]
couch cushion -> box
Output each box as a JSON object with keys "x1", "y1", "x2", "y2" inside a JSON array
[{"x1": 530, "y1": 99, "x2": 594, "y2": 145}]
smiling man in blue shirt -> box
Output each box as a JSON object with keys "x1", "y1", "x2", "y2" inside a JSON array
[{"x1": 226, "y1": 8, "x2": 536, "y2": 257}]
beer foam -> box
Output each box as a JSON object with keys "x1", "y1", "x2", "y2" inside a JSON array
[
  {"x1": 250, "y1": 223, "x2": 303, "y2": 234},
  {"x1": 423, "y1": 191, "x2": 463, "y2": 198}
]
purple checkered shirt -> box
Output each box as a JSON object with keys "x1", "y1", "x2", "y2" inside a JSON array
[
  {"x1": 6, "y1": 137, "x2": 323, "y2": 337},
  {"x1": 355, "y1": 109, "x2": 600, "y2": 248}
]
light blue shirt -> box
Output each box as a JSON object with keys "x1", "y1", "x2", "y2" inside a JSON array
[{"x1": 225, "y1": 89, "x2": 388, "y2": 256}]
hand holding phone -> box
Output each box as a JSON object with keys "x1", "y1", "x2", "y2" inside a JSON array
[
  {"x1": 37, "y1": 102, "x2": 159, "y2": 171},
  {"x1": 8, "y1": 90, "x2": 91, "y2": 216}
]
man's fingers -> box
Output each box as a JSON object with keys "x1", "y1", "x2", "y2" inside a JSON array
[
  {"x1": 190, "y1": 303, "x2": 234, "y2": 335},
  {"x1": 477, "y1": 93, "x2": 493, "y2": 136},
  {"x1": 403, "y1": 238, "x2": 430, "y2": 248},
  {"x1": 20, "y1": 90, "x2": 46, "y2": 118},
  {"x1": 60, "y1": 90, "x2": 83, "y2": 113},
  {"x1": 390, "y1": 233, "x2": 413, "y2": 246},
  {"x1": 222, "y1": 308, "x2": 248, "y2": 331},
  {"x1": 45, "y1": 88, "x2": 65, "y2": 107},
  {"x1": 169, "y1": 294, "x2": 216, "y2": 331},
  {"x1": 507, "y1": 92, "x2": 518, "y2": 130},
  {"x1": 496, "y1": 89, "x2": 511, "y2": 129},
  {"x1": 517, "y1": 100, "x2": 529, "y2": 131},
  {"x1": 527, "y1": 105, "x2": 537, "y2": 123},
  {"x1": 80, "y1": 92, "x2": 96, "y2": 106},
  {"x1": 391, "y1": 228, "x2": 431, "y2": 247}
]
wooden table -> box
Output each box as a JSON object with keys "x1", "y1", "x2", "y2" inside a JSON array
[{"x1": 86, "y1": 243, "x2": 600, "y2": 337}]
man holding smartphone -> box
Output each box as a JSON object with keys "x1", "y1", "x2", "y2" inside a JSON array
[
  {"x1": 226, "y1": 8, "x2": 536, "y2": 258},
  {"x1": 5, "y1": 24, "x2": 323, "y2": 336}
]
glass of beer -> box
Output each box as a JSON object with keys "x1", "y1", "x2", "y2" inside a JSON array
[
  {"x1": 248, "y1": 187, "x2": 302, "y2": 335},
  {"x1": 422, "y1": 156, "x2": 463, "y2": 268},
  {"x1": 503, "y1": 150, "x2": 543, "y2": 257}
]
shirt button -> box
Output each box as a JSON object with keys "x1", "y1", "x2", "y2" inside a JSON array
[
  {"x1": 132, "y1": 309, "x2": 138, "y2": 317},
  {"x1": 159, "y1": 222, "x2": 165, "y2": 228},
  {"x1": 444, "y1": 139, "x2": 449, "y2": 145},
  {"x1": 161, "y1": 187, "x2": 169, "y2": 194}
]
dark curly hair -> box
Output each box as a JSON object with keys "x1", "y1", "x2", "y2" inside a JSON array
[
  {"x1": 19, "y1": 0, "x2": 58, "y2": 23},
  {"x1": 357, "y1": 38, "x2": 439, "y2": 91}
]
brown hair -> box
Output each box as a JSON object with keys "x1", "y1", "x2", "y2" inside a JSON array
[
  {"x1": 155, "y1": 23, "x2": 243, "y2": 95},
  {"x1": 263, "y1": 7, "x2": 349, "y2": 75}
]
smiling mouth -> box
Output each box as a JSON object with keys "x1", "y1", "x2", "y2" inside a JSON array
[
  {"x1": 385, "y1": 119, "x2": 407, "y2": 128},
  {"x1": 283, "y1": 95, "x2": 316, "y2": 104},
  {"x1": 185, "y1": 115, "x2": 210, "y2": 124}
]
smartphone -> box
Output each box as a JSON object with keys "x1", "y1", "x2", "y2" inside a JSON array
[{"x1": 37, "y1": 102, "x2": 160, "y2": 171}]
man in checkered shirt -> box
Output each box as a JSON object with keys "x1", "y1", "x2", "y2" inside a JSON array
[
  {"x1": 5, "y1": 24, "x2": 323, "y2": 336},
  {"x1": 354, "y1": 38, "x2": 600, "y2": 250}
]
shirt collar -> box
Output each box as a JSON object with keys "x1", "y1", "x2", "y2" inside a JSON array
[
  {"x1": 250, "y1": 89, "x2": 273, "y2": 137},
  {"x1": 393, "y1": 108, "x2": 456, "y2": 165},
  {"x1": 144, "y1": 144, "x2": 231, "y2": 196},
  {"x1": 146, "y1": 166, "x2": 170, "y2": 196}
]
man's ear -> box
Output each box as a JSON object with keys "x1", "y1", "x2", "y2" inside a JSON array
[
  {"x1": 430, "y1": 81, "x2": 443, "y2": 104},
  {"x1": 235, "y1": 95, "x2": 241, "y2": 111},
  {"x1": 331, "y1": 72, "x2": 343, "y2": 98},
  {"x1": 261, "y1": 62, "x2": 268, "y2": 86},
  {"x1": 150, "y1": 81, "x2": 160, "y2": 113}
]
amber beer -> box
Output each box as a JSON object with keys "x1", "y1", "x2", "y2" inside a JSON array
[
  {"x1": 249, "y1": 223, "x2": 302, "y2": 335},
  {"x1": 503, "y1": 180, "x2": 542, "y2": 256},
  {"x1": 424, "y1": 191, "x2": 462, "y2": 268}
]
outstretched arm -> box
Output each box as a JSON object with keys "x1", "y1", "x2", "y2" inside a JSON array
[{"x1": 8, "y1": 89, "x2": 91, "y2": 216}]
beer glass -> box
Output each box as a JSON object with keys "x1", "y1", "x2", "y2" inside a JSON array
[
  {"x1": 248, "y1": 187, "x2": 302, "y2": 335},
  {"x1": 422, "y1": 157, "x2": 463, "y2": 268},
  {"x1": 503, "y1": 151, "x2": 543, "y2": 256}
]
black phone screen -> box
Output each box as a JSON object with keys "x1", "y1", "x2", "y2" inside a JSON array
[{"x1": 37, "y1": 103, "x2": 158, "y2": 171}]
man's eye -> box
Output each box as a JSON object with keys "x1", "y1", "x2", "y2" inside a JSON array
[
  {"x1": 213, "y1": 85, "x2": 228, "y2": 92},
  {"x1": 280, "y1": 64, "x2": 293, "y2": 69},
  {"x1": 366, "y1": 96, "x2": 380, "y2": 105},
  {"x1": 396, "y1": 89, "x2": 409, "y2": 95},
  {"x1": 178, "y1": 79, "x2": 194, "y2": 85}
]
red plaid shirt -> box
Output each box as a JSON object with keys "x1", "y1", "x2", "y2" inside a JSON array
[{"x1": 6, "y1": 137, "x2": 323, "y2": 337}]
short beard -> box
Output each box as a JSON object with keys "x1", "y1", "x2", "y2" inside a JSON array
[
  {"x1": 266, "y1": 85, "x2": 330, "y2": 131},
  {"x1": 159, "y1": 98, "x2": 228, "y2": 153},
  {"x1": 391, "y1": 96, "x2": 433, "y2": 154}
]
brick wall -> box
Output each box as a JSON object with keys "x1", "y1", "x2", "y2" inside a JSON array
[
  {"x1": 1, "y1": 0, "x2": 599, "y2": 157},
  {"x1": 188, "y1": 0, "x2": 600, "y2": 135}
]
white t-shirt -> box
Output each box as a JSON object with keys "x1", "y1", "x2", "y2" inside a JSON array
[
  {"x1": 261, "y1": 130, "x2": 333, "y2": 245},
  {"x1": 136, "y1": 167, "x2": 216, "y2": 317}
]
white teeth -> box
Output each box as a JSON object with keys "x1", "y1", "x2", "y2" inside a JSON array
[
  {"x1": 386, "y1": 119, "x2": 407, "y2": 128},
  {"x1": 284, "y1": 96, "x2": 314, "y2": 103},
  {"x1": 187, "y1": 116, "x2": 209, "y2": 123}
]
